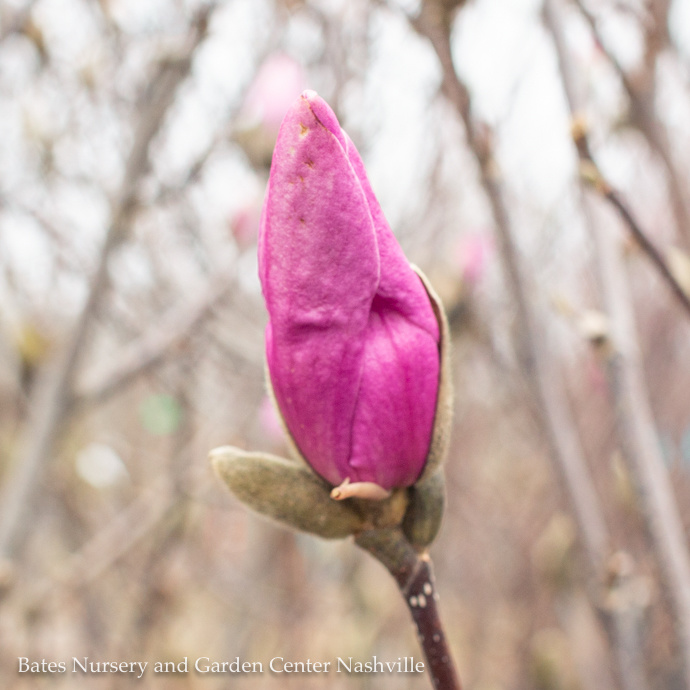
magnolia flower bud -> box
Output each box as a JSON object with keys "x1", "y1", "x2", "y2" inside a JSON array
[{"x1": 259, "y1": 91, "x2": 448, "y2": 500}]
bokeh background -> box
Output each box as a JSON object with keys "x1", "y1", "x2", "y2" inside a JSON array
[{"x1": 2, "y1": 0, "x2": 690, "y2": 688}]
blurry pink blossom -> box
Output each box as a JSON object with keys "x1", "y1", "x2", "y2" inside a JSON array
[
  {"x1": 586, "y1": 356, "x2": 607, "y2": 394},
  {"x1": 236, "y1": 54, "x2": 307, "y2": 170},
  {"x1": 455, "y1": 233, "x2": 493, "y2": 285},
  {"x1": 241, "y1": 53, "x2": 307, "y2": 133},
  {"x1": 229, "y1": 200, "x2": 261, "y2": 249}
]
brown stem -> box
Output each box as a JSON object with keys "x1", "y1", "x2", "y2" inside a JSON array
[
  {"x1": 547, "y1": 2, "x2": 690, "y2": 686},
  {"x1": 572, "y1": 0, "x2": 690, "y2": 249},
  {"x1": 605, "y1": 188, "x2": 690, "y2": 318},
  {"x1": 72, "y1": 276, "x2": 231, "y2": 408},
  {"x1": 356, "y1": 528, "x2": 461, "y2": 690},
  {"x1": 408, "y1": 0, "x2": 611, "y2": 583},
  {"x1": 572, "y1": 125, "x2": 690, "y2": 320},
  {"x1": 405, "y1": 4, "x2": 646, "y2": 689}
]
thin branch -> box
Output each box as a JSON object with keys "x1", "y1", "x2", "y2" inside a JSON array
[
  {"x1": 408, "y1": 0, "x2": 611, "y2": 578},
  {"x1": 18, "y1": 421, "x2": 197, "y2": 612},
  {"x1": 643, "y1": 0, "x2": 671, "y2": 66},
  {"x1": 572, "y1": 0, "x2": 690, "y2": 248},
  {"x1": 546, "y1": 2, "x2": 690, "y2": 688},
  {"x1": 21, "y1": 478, "x2": 175, "y2": 611},
  {"x1": 356, "y1": 528, "x2": 462, "y2": 690},
  {"x1": 606, "y1": 189, "x2": 690, "y2": 315},
  {"x1": 565, "y1": 2, "x2": 690, "y2": 318},
  {"x1": 153, "y1": 126, "x2": 229, "y2": 205},
  {"x1": 403, "y1": 3, "x2": 656, "y2": 689},
  {"x1": 573, "y1": 124, "x2": 690, "y2": 319},
  {"x1": 0, "y1": 6, "x2": 215, "y2": 563},
  {"x1": 72, "y1": 276, "x2": 231, "y2": 408}
]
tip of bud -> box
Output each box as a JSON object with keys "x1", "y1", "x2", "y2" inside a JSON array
[
  {"x1": 208, "y1": 445, "x2": 241, "y2": 472},
  {"x1": 292, "y1": 89, "x2": 344, "y2": 146}
]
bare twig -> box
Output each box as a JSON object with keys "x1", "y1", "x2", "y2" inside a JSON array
[
  {"x1": 17, "y1": 408, "x2": 200, "y2": 615},
  {"x1": 72, "y1": 276, "x2": 231, "y2": 408},
  {"x1": 0, "y1": 6, "x2": 214, "y2": 563},
  {"x1": 153, "y1": 125, "x2": 230, "y2": 205},
  {"x1": 546, "y1": 1, "x2": 690, "y2": 687},
  {"x1": 605, "y1": 189, "x2": 690, "y2": 316},
  {"x1": 404, "y1": 2, "x2": 658, "y2": 688},
  {"x1": 574, "y1": 138, "x2": 690, "y2": 319},
  {"x1": 572, "y1": 0, "x2": 690, "y2": 248},
  {"x1": 20, "y1": 478, "x2": 175, "y2": 610},
  {"x1": 356, "y1": 528, "x2": 462, "y2": 690},
  {"x1": 408, "y1": 0, "x2": 610, "y2": 578}
]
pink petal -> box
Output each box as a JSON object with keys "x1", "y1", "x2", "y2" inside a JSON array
[{"x1": 259, "y1": 92, "x2": 440, "y2": 489}]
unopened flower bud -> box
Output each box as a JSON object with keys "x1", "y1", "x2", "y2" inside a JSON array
[{"x1": 259, "y1": 91, "x2": 449, "y2": 499}]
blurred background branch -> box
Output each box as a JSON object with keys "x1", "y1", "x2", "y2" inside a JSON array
[{"x1": 0, "y1": 4, "x2": 214, "y2": 564}]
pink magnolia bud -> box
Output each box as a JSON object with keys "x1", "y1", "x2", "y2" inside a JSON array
[
  {"x1": 242, "y1": 53, "x2": 307, "y2": 133},
  {"x1": 258, "y1": 91, "x2": 441, "y2": 495}
]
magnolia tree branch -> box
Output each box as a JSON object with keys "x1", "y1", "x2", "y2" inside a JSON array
[
  {"x1": 18, "y1": 397, "x2": 196, "y2": 618},
  {"x1": 355, "y1": 528, "x2": 461, "y2": 690},
  {"x1": 574, "y1": 140, "x2": 690, "y2": 319},
  {"x1": 0, "y1": 6, "x2": 214, "y2": 564},
  {"x1": 405, "y1": 3, "x2": 654, "y2": 689},
  {"x1": 644, "y1": 0, "x2": 672, "y2": 64},
  {"x1": 72, "y1": 277, "x2": 231, "y2": 408},
  {"x1": 564, "y1": 8, "x2": 690, "y2": 317},
  {"x1": 605, "y1": 189, "x2": 690, "y2": 316},
  {"x1": 545, "y1": 5, "x2": 647, "y2": 689},
  {"x1": 572, "y1": 0, "x2": 690, "y2": 248},
  {"x1": 408, "y1": 1, "x2": 610, "y2": 575},
  {"x1": 19, "y1": 477, "x2": 175, "y2": 612},
  {"x1": 546, "y1": 2, "x2": 690, "y2": 686}
]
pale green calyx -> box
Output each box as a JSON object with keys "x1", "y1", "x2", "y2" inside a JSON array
[{"x1": 210, "y1": 447, "x2": 409, "y2": 539}]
